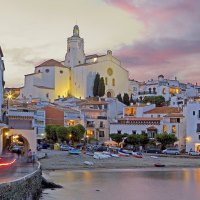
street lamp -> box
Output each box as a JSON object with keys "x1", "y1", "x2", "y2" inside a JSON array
[{"x1": 86, "y1": 135, "x2": 89, "y2": 144}]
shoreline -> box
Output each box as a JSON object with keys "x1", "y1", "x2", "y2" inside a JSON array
[{"x1": 39, "y1": 150, "x2": 200, "y2": 171}]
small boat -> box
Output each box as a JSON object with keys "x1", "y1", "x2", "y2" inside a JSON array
[
  {"x1": 118, "y1": 151, "x2": 130, "y2": 156},
  {"x1": 93, "y1": 152, "x2": 110, "y2": 159},
  {"x1": 84, "y1": 161, "x2": 94, "y2": 166},
  {"x1": 86, "y1": 151, "x2": 94, "y2": 156},
  {"x1": 111, "y1": 154, "x2": 119, "y2": 158},
  {"x1": 69, "y1": 149, "x2": 81, "y2": 155},
  {"x1": 154, "y1": 163, "x2": 165, "y2": 167},
  {"x1": 132, "y1": 152, "x2": 143, "y2": 158}
]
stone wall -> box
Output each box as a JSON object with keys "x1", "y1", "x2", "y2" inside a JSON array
[{"x1": 0, "y1": 163, "x2": 42, "y2": 200}]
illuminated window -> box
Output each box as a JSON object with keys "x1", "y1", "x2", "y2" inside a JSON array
[
  {"x1": 105, "y1": 77, "x2": 108, "y2": 85},
  {"x1": 172, "y1": 125, "x2": 176, "y2": 133},
  {"x1": 163, "y1": 125, "x2": 167, "y2": 133},
  {"x1": 112, "y1": 78, "x2": 115, "y2": 86},
  {"x1": 163, "y1": 88, "x2": 166, "y2": 94}
]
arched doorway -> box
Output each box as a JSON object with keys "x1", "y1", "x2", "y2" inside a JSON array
[
  {"x1": 5, "y1": 134, "x2": 30, "y2": 155},
  {"x1": 3, "y1": 129, "x2": 37, "y2": 153},
  {"x1": 106, "y1": 89, "x2": 115, "y2": 98}
]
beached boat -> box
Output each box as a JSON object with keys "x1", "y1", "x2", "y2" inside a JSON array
[
  {"x1": 154, "y1": 163, "x2": 166, "y2": 167},
  {"x1": 118, "y1": 150, "x2": 130, "y2": 156},
  {"x1": 86, "y1": 151, "x2": 94, "y2": 156},
  {"x1": 69, "y1": 149, "x2": 81, "y2": 155},
  {"x1": 93, "y1": 152, "x2": 110, "y2": 159},
  {"x1": 132, "y1": 152, "x2": 143, "y2": 158},
  {"x1": 84, "y1": 161, "x2": 94, "y2": 166}
]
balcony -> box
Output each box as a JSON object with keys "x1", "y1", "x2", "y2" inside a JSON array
[
  {"x1": 86, "y1": 124, "x2": 95, "y2": 128},
  {"x1": 7, "y1": 111, "x2": 34, "y2": 117},
  {"x1": 138, "y1": 91, "x2": 157, "y2": 95}
]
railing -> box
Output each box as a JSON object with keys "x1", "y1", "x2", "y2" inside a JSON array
[
  {"x1": 7, "y1": 111, "x2": 34, "y2": 117},
  {"x1": 86, "y1": 124, "x2": 95, "y2": 128},
  {"x1": 138, "y1": 91, "x2": 157, "y2": 95}
]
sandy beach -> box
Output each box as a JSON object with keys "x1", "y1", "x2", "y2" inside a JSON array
[{"x1": 38, "y1": 149, "x2": 200, "y2": 170}]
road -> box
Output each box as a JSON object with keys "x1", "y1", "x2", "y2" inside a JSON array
[{"x1": 0, "y1": 154, "x2": 38, "y2": 184}]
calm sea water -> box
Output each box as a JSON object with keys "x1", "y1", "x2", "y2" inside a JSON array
[{"x1": 40, "y1": 168, "x2": 200, "y2": 200}]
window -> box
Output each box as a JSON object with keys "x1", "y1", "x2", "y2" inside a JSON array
[
  {"x1": 163, "y1": 125, "x2": 167, "y2": 133},
  {"x1": 38, "y1": 70, "x2": 40, "y2": 73},
  {"x1": 99, "y1": 131, "x2": 105, "y2": 137},
  {"x1": 46, "y1": 93, "x2": 49, "y2": 98},
  {"x1": 199, "y1": 135, "x2": 200, "y2": 140},
  {"x1": 105, "y1": 77, "x2": 108, "y2": 85},
  {"x1": 157, "y1": 115, "x2": 160, "y2": 118},
  {"x1": 141, "y1": 130, "x2": 146, "y2": 134},
  {"x1": 151, "y1": 115, "x2": 153, "y2": 118},
  {"x1": 60, "y1": 70, "x2": 63, "y2": 74},
  {"x1": 79, "y1": 61, "x2": 81, "y2": 64},
  {"x1": 193, "y1": 111, "x2": 195, "y2": 116},
  {"x1": 112, "y1": 78, "x2": 115, "y2": 86},
  {"x1": 197, "y1": 124, "x2": 200, "y2": 132},
  {"x1": 198, "y1": 110, "x2": 200, "y2": 118},
  {"x1": 117, "y1": 130, "x2": 121, "y2": 134},
  {"x1": 132, "y1": 130, "x2": 136, "y2": 134},
  {"x1": 100, "y1": 121, "x2": 104, "y2": 128},
  {"x1": 45, "y1": 69, "x2": 49, "y2": 73},
  {"x1": 172, "y1": 125, "x2": 176, "y2": 133}
]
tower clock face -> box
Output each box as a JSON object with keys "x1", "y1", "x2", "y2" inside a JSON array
[{"x1": 107, "y1": 68, "x2": 113, "y2": 76}]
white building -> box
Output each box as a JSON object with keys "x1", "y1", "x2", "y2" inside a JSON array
[
  {"x1": 110, "y1": 104, "x2": 185, "y2": 150},
  {"x1": 184, "y1": 101, "x2": 200, "y2": 152},
  {"x1": 0, "y1": 47, "x2": 5, "y2": 119},
  {"x1": 19, "y1": 25, "x2": 129, "y2": 102},
  {"x1": 138, "y1": 75, "x2": 199, "y2": 102}
]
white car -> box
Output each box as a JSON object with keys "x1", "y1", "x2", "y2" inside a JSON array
[
  {"x1": 162, "y1": 148, "x2": 180, "y2": 155},
  {"x1": 188, "y1": 151, "x2": 200, "y2": 156}
]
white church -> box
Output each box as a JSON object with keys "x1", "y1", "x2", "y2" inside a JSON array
[{"x1": 20, "y1": 25, "x2": 130, "y2": 102}]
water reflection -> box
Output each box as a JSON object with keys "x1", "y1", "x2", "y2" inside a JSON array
[{"x1": 41, "y1": 168, "x2": 200, "y2": 200}]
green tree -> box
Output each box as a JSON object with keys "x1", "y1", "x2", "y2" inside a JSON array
[
  {"x1": 123, "y1": 93, "x2": 130, "y2": 106},
  {"x1": 156, "y1": 133, "x2": 178, "y2": 150},
  {"x1": 98, "y1": 77, "x2": 105, "y2": 97},
  {"x1": 110, "y1": 133, "x2": 126, "y2": 144},
  {"x1": 138, "y1": 134, "x2": 149, "y2": 148},
  {"x1": 68, "y1": 124, "x2": 85, "y2": 143},
  {"x1": 125, "y1": 134, "x2": 140, "y2": 146},
  {"x1": 45, "y1": 125, "x2": 59, "y2": 142},
  {"x1": 116, "y1": 93, "x2": 123, "y2": 103},
  {"x1": 56, "y1": 126, "x2": 69, "y2": 142},
  {"x1": 93, "y1": 73, "x2": 100, "y2": 97},
  {"x1": 141, "y1": 96, "x2": 165, "y2": 106}
]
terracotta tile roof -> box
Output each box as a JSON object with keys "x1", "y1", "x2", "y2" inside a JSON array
[
  {"x1": 35, "y1": 59, "x2": 67, "y2": 68},
  {"x1": 44, "y1": 105, "x2": 80, "y2": 114},
  {"x1": 77, "y1": 100, "x2": 108, "y2": 106},
  {"x1": 81, "y1": 108, "x2": 106, "y2": 112},
  {"x1": 119, "y1": 117, "x2": 162, "y2": 121},
  {"x1": 164, "y1": 113, "x2": 184, "y2": 118},
  {"x1": 144, "y1": 107, "x2": 182, "y2": 114}
]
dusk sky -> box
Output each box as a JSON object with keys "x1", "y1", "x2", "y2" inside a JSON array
[{"x1": 1, "y1": 0, "x2": 200, "y2": 87}]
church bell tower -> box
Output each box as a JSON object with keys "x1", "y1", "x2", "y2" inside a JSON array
[{"x1": 64, "y1": 25, "x2": 85, "y2": 67}]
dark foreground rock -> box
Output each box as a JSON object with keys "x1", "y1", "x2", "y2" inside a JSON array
[{"x1": 42, "y1": 176, "x2": 63, "y2": 189}]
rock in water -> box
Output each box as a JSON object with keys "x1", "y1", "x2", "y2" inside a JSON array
[{"x1": 42, "y1": 177, "x2": 63, "y2": 189}]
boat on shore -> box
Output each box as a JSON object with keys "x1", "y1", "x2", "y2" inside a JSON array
[
  {"x1": 69, "y1": 149, "x2": 81, "y2": 155},
  {"x1": 154, "y1": 163, "x2": 166, "y2": 167}
]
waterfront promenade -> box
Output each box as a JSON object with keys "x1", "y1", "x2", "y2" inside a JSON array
[{"x1": 0, "y1": 154, "x2": 38, "y2": 184}]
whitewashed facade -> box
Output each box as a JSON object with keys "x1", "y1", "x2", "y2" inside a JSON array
[
  {"x1": 184, "y1": 101, "x2": 200, "y2": 152},
  {"x1": 20, "y1": 25, "x2": 129, "y2": 102}
]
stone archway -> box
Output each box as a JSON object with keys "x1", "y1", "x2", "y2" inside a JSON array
[
  {"x1": 5, "y1": 129, "x2": 37, "y2": 153},
  {"x1": 106, "y1": 89, "x2": 115, "y2": 98}
]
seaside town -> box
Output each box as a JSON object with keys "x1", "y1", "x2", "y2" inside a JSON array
[
  {"x1": 0, "y1": 1, "x2": 200, "y2": 199},
  {"x1": 0, "y1": 24, "x2": 200, "y2": 199}
]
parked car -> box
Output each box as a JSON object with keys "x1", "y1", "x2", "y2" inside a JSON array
[
  {"x1": 188, "y1": 151, "x2": 200, "y2": 156},
  {"x1": 162, "y1": 148, "x2": 180, "y2": 155},
  {"x1": 10, "y1": 145, "x2": 23, "y2": 153},
  {"x1": 146, "y1": 148, "x2": 162, "y2": 154},
  {"x1": 60, "y1": 144, "x2": 73, "y2": 151}
]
